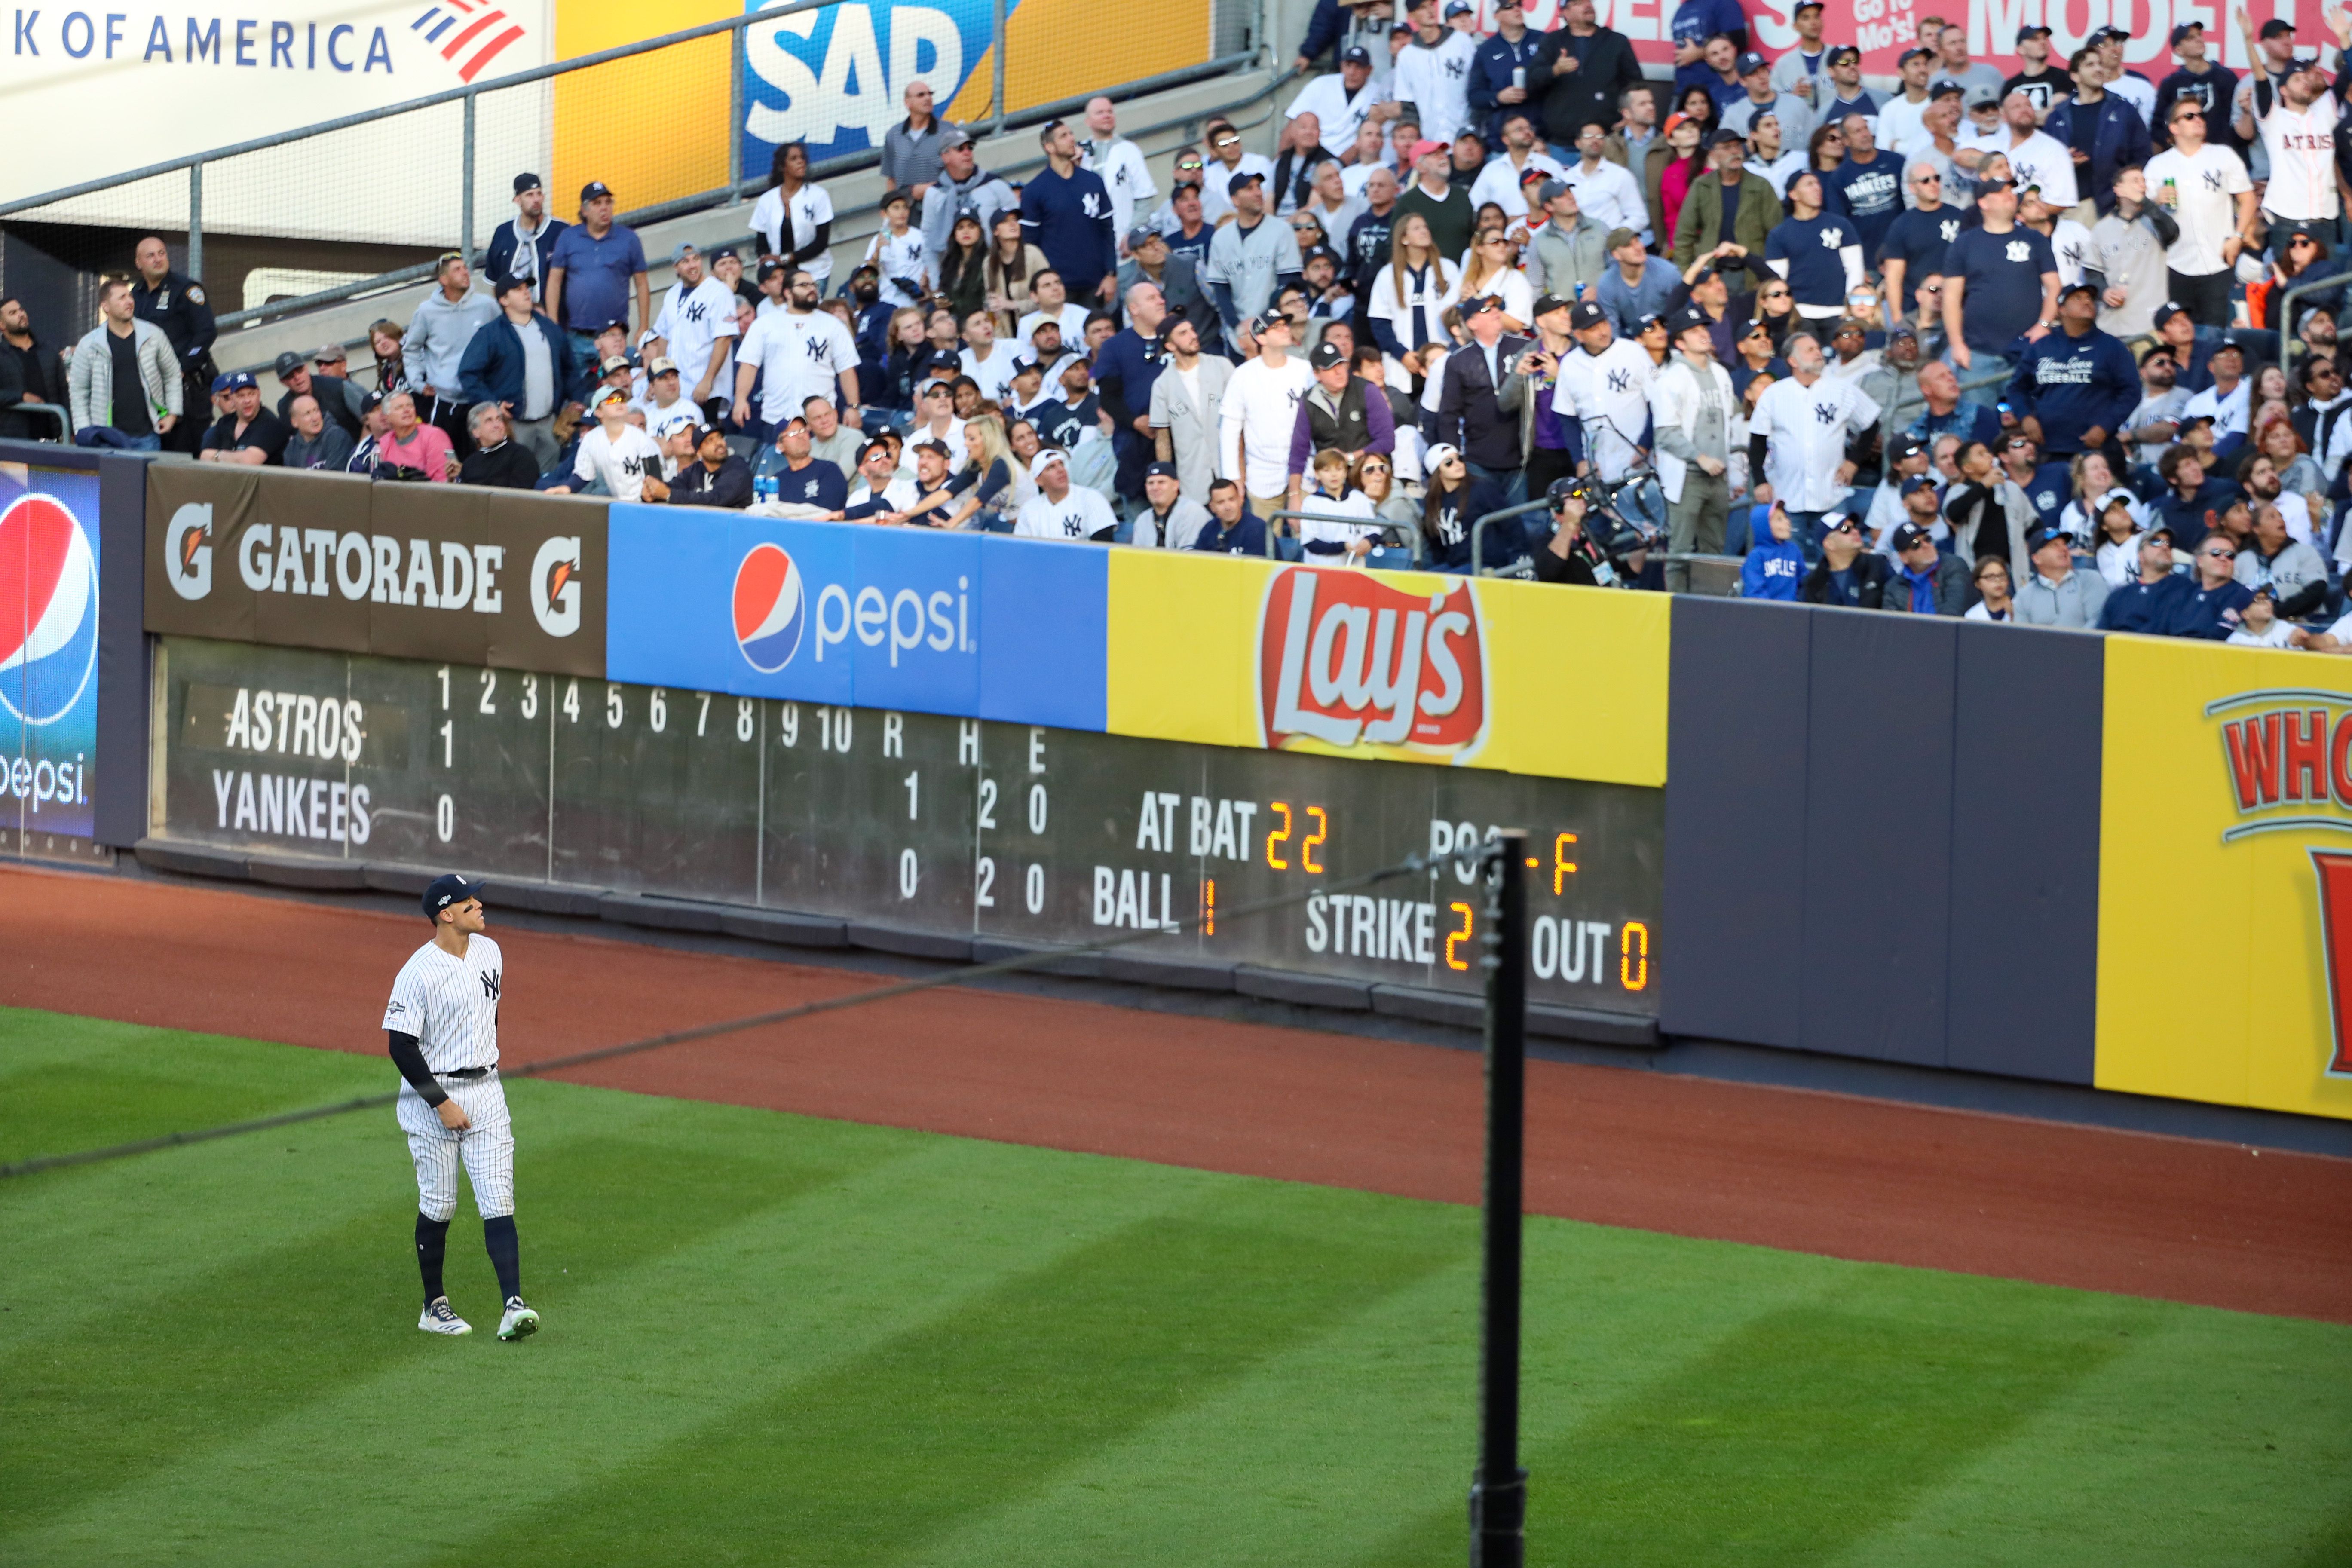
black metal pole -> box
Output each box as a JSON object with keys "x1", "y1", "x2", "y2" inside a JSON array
[{"x1": 1470, "y1": 830, "x2": 1528, "y2": 1568}]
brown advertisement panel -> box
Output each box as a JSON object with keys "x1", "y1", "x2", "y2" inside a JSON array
[{"x1": 144, "y1": 465, "x2": 605, "y2": 677}]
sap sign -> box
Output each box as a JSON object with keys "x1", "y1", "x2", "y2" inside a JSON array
[
  {"x1": 605, "y1": 508, "x2": 1106, "y2": 730},
  {"x1": 739, "y1": 0, "x2": 997, "y2": 168}
]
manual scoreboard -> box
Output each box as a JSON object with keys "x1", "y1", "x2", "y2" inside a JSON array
[{"x1": 154, "y1": 636, "x2": 1664, "y2": 1014}]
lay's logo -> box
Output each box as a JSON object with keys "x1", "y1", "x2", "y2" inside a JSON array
[{"x1": 1256, "y1": 567, "x2": 1487, "y2": 761}]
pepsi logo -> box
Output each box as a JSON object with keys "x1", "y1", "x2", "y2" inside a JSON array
[
  {"x1": 0, "y1": 493, "x2": 99, "y2": 727},
  {"x1": 734, "y1": 542, "x2": 807, "y2": 673}
]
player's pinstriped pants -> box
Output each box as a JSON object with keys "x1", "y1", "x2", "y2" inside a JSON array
[{"x1": 395, "y1": 1074, "x2": 515, "y2": 1221}]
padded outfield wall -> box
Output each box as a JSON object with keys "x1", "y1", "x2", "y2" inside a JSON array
[{"x1": 13, "y1": 441, "x2": 2337, "y2": 1123}]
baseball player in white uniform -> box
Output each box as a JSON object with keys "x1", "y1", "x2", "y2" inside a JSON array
[{"x1": 384, "y1": 874, "x2": 539, "y2": 1341}]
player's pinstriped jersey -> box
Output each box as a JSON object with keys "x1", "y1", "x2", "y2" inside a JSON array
[{"x1": 383, "y1": 935, "x2": 504, "y2": 1074}]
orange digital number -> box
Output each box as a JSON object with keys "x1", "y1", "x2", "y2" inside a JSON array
[
  {"x1": 1201, "y1": 877, "x2": 1216, "y2": 936},
  {"x1": 1266, "y1": 802, "x2": 1292, "y2": 869},
  {"x1": 1620, "y1": 921, "x2": 1650, "y2": 991},
  {"x1": 1302, "y1": 806, "x2": 1328, "y2": 873},
  {"x1": 1446, "y1": 902, "x2": 1475, "y2": 971},
  {"x1": 1553, "y1": 832, "x2": 1578, "y2": 895}
]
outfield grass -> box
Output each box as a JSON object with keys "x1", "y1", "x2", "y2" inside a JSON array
[{"x1": 3, "y1": 1004, "x2": 2349, "y2": 1566}]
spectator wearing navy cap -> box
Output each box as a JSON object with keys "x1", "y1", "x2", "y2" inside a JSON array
[
  {"x1": 545, "y1": 181, "x2": 651, "y2": 369},
  {"x1": 2002, "y1": 279, "x2": 2138, "y2": 462},
  {"x1": 1020, "y1": 119, "x2": 1119, "y2": 306},
  {"x1": 1653, "y1": 304, "x2": 1737, "y2": 590},
  {"x1": 1594, "y1": 227, "x2": 1679, "y2": 335},
  {"x1": 2005, "y1": 24, "x2": 2075, "y2": 123},
  {"x1": 2159, "y1": 526, "x2": 2255, "y2": 637},
  {"x1": 482, "y1": 173, "x2": 566, "y2": 305},
  {"x1": 196, "y1": 371, "x2": 287, "y2": 466},
  {"x1": 1290, "y1": 44, "x2": 1397, "y2": 159},
  {"x1": 2010, "y1": 521, "x2": 2108, "y2": 625},
  {"x1": 1135, "y1": 460, "x2": 1213, "y2": 548},
  {"x1": 1885, "y1": 519, "x2": 1973, "y2": 612},
  {"x1": 1436, "y1": 294, "x2": 1531, "y2": 504},
  {"x1": 1801, "y1": 512, "x2": 1894, "y2": 603},
  {"x1": 1818, "y1": 45, "x2": 1881, "y2": 129},
  {"x1": 1878, "y1": 46, "x2": 1939, "y2": 159},
  {"x1": 347, "y1": 389, "x2": 387, "y2": 474},
  {"x1": 1287, "y1": 335, "x2": 1395, "y2": 509},
  {"x1": 1722, "y1": 50, "x2": 1815, "y2": 149},
  {"x1": 1526, "y1": 0, "x2": 1642, "y2": 163},
  {"x1": 457, "y1": 272, "x2": 573, "y2": 472},
  {"x1": 1117, "y1": 226, "x2": 1214, "y2": 345},
  {"x1": 1205, "y1": 172, "x2": 1305, "y2": 336}
]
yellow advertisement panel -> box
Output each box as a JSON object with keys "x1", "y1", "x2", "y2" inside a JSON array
[
  {"x1": 1103, "y1": 557, "x2": 1669, "y2": 789},
  {"x1": 2096, "y1": 634, "x2": 2352, "y2": 1120}
]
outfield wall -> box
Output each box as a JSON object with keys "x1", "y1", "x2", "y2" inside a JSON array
[{"x1": 14, "y1": 444, "x2": 2347, "y2": 1122}]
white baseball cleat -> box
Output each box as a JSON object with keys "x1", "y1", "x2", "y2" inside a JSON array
[
  {"x1": 419, "y1": 1296, "x2": 472, "y2": 1335},
  {"x1": 496, "y1": 1297, "x2": 540, "y2": 1341}
]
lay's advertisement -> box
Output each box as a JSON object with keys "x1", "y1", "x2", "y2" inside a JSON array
[
  {"x1": 2097, "y1": 635, "x2": 2352, "y2": 1122},
  {"x1": 601, "y1": 509, "x2": 1669, "y2": 788}
]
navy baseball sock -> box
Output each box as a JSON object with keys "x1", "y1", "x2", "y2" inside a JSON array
[
  {"x1": 484, "y1": 1215, "x2": 521, "y2": 1302},
  {"x1": 416, "y1": 1213, "x2": 450, "y2": 1304}
]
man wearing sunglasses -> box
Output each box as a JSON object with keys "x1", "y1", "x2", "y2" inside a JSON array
[
  {"x1": 2144, "y1": 87, "x2": 2254, "y2": 328},
  {"x1": 2158, "y1": 530, "x2": 2255, "y2": 638},
  {"x1": 1875, "y1": 162, "x2": 1962, "y2": 336}
]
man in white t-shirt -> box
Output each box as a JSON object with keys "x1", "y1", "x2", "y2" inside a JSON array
[
  {"x1": 1877, "y1": 46, "x2": 1937, "y2": 158},
  {"x1": 645, "y1": 243, "x2": 741, "y2": 416},
  {"x1": 1288, "y1": 48, "x2": 1396, "y2": 158},
  {"x1": 1390, "y1": 2, "x2": 1478, "y2": 148},
  {"x1": 552, "y1": 386, "x2": 662, "y2": 501},
  {"x1": 1219, "y1": 312, "x2": 1316, "y2": 513},
  {"x1": 732, "y1": 268, "x2": 861, "y2": 434},
  {"x1": 2144, "y1": 96, "x2": 2256, "y2": 328},
  {"x1": 1014, "y1": 448, "x2": 1118, "y2": 539},
  {"x1": 1561, "y1": 121, "x2": 1650, "y2": 245},
  {"x1": 1082, "y1": 96, "x2": 1161, "y2": 255},
  {"x1": 1748, "y1": 330, "x2": 1882, "y2": 520},
  {"x1": 958, "y1": 310, "x2": 1020, "y2": 405},
  {"x1": 1014, "y1": 270, "x2": 1092, "y2": 356}
]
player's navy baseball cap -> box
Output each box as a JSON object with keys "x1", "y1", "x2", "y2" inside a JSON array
[
  {"x1": 1309, "y1": 339, "x2": 1348, "y2": 370},
  {"x1": 1900, "y1": 476, "x2": 1937, "y2": 498},
  {"x1": 1892, "y1": 521, "x2": 1935, "y2": 551},
  {"x1": 580, "y1": 179, "x2": 615, "y2": 202},
  {"x1": 1227, "y1": 170, "x2": 1264, "y2": 197},
  {"x1": 1568, "y1": 300, "x2": 1607, "y2": 330},
  {"x1": 2018, "y1": 23, "x2": 2052, "y2": 41},
  {"x1": 1341, "y1": 44, "x2": 1372, "y2": 64},
  {"x1": 2028, "y1": 523, "x2": 2075, "y2": 554},
  {"x1": 1144, "y1": 459, "x2": 1179, "y2": 481},
  {"x1": 1736, "y1": 49, "x2": 1768, "y2": 74},
  {"x1": 423, "y1": 874, "x2": 484, "y2": 920},
  {"x1": 222, "y1": 371, "x2": 257, "y2": 392}
]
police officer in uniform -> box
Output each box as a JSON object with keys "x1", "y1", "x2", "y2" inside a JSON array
[{"x1": 131, "y1": 235, "x2": 217, "y2": 456}]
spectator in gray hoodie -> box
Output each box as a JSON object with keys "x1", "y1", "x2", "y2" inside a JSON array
[
  {"x1": 922, "y1": 131, "x2": 1019, "y2": 272},
  {"x1": 404, "y1": 253, "x2": 500, "y2": 455},
  {"x1": 2015, "y1": 523, "x2": 2110, "y2": 626}
]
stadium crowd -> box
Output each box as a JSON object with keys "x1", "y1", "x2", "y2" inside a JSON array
[{"x1": 15, "y1": 0, "x2": 2352, "y2": 643}]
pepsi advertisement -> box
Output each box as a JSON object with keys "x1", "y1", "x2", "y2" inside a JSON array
[
  {"x1": 0, "y1": 464, "x2": 101, "y2": 842},
  {"x1": 604, "y1": 508, "x2": 1106, "y2": 732}
]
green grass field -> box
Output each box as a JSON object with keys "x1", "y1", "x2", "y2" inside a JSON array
[{"x1": 4, "y1": 1005, "x2": 2351, "y2": 1567}]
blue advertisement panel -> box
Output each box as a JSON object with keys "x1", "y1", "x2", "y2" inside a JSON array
[
  {"x1": 605, "y1": 508, "x2": 1105, "y2": 727},
  {"x1": 739, "y1": 0, "x2": 999, "y2": 171},
  {"x1": 0, "y1": 464, "x2": 102, "y2": 841}
]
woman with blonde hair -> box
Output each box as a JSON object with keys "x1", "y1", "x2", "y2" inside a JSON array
[
  {"x1": 1457, "y1": 229, "x2": 1534, "y2": 332},
  {"x1": 1366, "y1": 211, "x2": 1458, "y2": 392}
]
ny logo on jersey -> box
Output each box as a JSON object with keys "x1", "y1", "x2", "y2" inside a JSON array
[
  {"x1": 1819, "y1": 228, "x2": 1842, "y2": 250},
  {"x1": 1606, "y1": 368, "x2": 1632, "y2": 393},
  {"x1": 1445, "y1": 57, "x2": 1467, "y2": 79},
  {"x1": 480, "y1": 969, "x2": 501, "y2": 1001},
  {"x1": 1939, "y1": 218, "x2": 1960, "y2": 242},
  {"x1": 1814, "y1": 402, "x2": 1839, "y2": 425},
  {"x1": 1082, "y1": 193, "x2": 1106, "y2": 218},
  {"x1": 2005, "y1": 240, "x2": 2032, "y2": 263},
  {"x1": 1287, "y1": 386, "x2": 1307, "y2": 408},
  {"x1": 804, "y1": 338, "x2": 831, "y2": 361},
  {"x1": 2202, "y1": 168, "x2": 2226, "y2": 192},
  {"x1": 683, "y1": 300, "x2": 709, "y2": 324}
]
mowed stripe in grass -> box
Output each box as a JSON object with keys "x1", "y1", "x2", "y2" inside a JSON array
[{"x1": 6, "y1": 1010, "x2": 2352, "y2": 1567}]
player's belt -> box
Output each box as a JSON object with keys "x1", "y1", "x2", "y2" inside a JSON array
[{"x1": 441, "y1": 1066, "x2": 494, "y2": 1080}]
